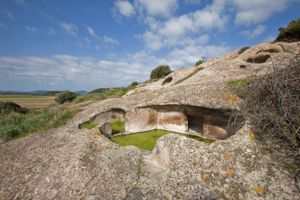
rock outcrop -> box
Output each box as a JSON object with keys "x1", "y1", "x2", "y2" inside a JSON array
[{"x1": 0, "y1": 41, "x2": 300, "y2": 199}]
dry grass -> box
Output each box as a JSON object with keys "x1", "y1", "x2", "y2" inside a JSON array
[
  {"x1": 230, "y1": 57, "x2": 300, "y2": 181},
  {"x1": 0, "y1": 95, "x2": 55, "y2": 109}
]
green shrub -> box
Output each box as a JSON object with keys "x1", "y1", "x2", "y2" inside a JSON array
[
  {"x1": 55, "y1": 90, "x2": 77, "y2": 104},
  {"x1": 150, "y1": 65, "x2": 172, "y2": 79},
  {"x1": 0, "y1": 101, "x2": 28, "y2": 115},
  {"x1": 238, "y1": 46, "x2": 250, "y2": 54},
  {"x1": 275, "y1": 18, "x2": 300, "y2": 42},
  {"x1": 0, "y1": 110, "x2": 53, "y2": 141},
  {"x1": 194, "y1": 59, "x2": 204, "y2": 66},
  {"x1": 130, "y1": 81, "x2": 139, "y2": 87},
  {"x1": 0, "y1": 107, "x2": 77, "y2": 141},
  {"x1": 111, "y1": 120, "x2": 125, "y2": 134}
]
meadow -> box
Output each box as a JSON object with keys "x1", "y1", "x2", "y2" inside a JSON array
[{"x1": 0, "y1": 95, "x2": 55, "y2": 109}]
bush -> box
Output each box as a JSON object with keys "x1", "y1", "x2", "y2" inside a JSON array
[
  {"x1": 130, "y1": 81, "x2": 139, "y2": 87},
  {"x1": 0, "y1": 101, "x2": 28, "y2": 115},
  {"x1": 150, "y1": 65, "x2": 172, "y2": 79},
  {"x1": 194, "y1": 59, "x2": 204, "y2": 67},
  {"x1": 55, "y1": 90, "x2": 77, "y2": 104},
  {"x1": 275, "y1": 18, "x2": 300, "y2": 42},
  {"x1": 238, "y1": 46, "x2": 250, "y2": 54}
]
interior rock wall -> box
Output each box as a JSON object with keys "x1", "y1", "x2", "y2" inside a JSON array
[{"x1": 125, "y1": 105, "x2": 240, "y2": 140}]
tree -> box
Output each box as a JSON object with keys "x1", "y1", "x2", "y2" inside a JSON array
[
  {"x1": 275, "y1": 18, "x2": 300, "y2": 42},
  {"x1": 55, "y1": 90, "x2": 77, "y2": 104},
  {"x1": 150, "y1": 65, "x2": 172, "y2": 79}
]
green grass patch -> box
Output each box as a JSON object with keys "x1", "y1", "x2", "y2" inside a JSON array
[
  {"x1": 111, "y1": 129, "x2": 169, "y2": 151},
  {"x1": 110, "y1": 129, "x2": 213, "y2": 151},
  {"x1": 227, "y1": 78, "x2": 250, "y2": 99},
  {"x1": 111, "y1": 119, "x2": 125, "y2": 134},
  {"x1": 80, "y1": 121, "x2": 97, "y2": 129},
  {"x1": 175, "y1": 67, "x2": 203, "y2": 85}
]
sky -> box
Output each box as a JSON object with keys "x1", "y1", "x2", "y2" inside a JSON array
[{"x1": 0, "y1": 0, "x2": 299, "y2": 91}]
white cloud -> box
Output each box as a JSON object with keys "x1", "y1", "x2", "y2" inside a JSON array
[
  {"x1": 60, "y1": 22, "x2": 78, "y2": 36},
  {"x1": 241, "y1": 24, "x2": 266, "y2": 38},
  {"x1": 14, "y1": 0, "x2": 25, "y2": 6},
  {"x1": 137, "y1": 0, "x2": 178, "y2": 17},
  {"x1": 86, "y1": 25, "x2": 119, "y2": 45},
  {"x1": 140, "y1": 31, "x2": 163, "y2": 50},
  {"x1": 139, "y1": 0, "x2": 227, "y2": 50},
  {"x1": 159, "y1": 15, "x2": 194, "y2": 37},
  {"x1": 233, "y1": 0, "x2": 289, "y2": 25},
  {"x1": 103, "y1": 36, "x2": 119, "y2": 45},
  {"x1": 86, "y1": 25, "x2": 101, "y2": 39},
  {"x1": 114, "y1": 0, "x2": 135, "y2": 17},
  {"x1": 24, "y1": 25, "x2": 38, "y2": 34}
]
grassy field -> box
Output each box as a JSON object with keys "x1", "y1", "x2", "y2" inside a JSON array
[
  {"x1": 0, "y1": 95, "x2": 55, "y2": 109},
  {"x1": 111, "y1": 130, "x2": 169, "y2": 151}
]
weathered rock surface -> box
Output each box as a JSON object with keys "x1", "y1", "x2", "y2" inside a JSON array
[
  {"x1": 0, "y1": 42, "x2": 300, "y2": 199},
  {"x1": 99, "y1": 122, "x2": 112, "y2": 137}
]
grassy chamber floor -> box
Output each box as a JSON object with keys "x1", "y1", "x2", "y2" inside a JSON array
[{"x1": 110, "y1": 129, "x2": 214, "y2": 151}]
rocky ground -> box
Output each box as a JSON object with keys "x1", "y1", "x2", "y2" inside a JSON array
[{"x1": 0, "y1": 42, "x2": 299, "y2": 199}]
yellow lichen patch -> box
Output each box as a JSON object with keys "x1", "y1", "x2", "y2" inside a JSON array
[
  {"x1": 224, "y1": 92, "x2": 240, "y2": 107},
  {"x1": 202, "y1": 174, "x2": 209, "y2": 182},
  {"x1": 248, "y1": 131, "x2": 255, "y2": 140},
  {"x1": 223, "y1": 151, "x2": 232, "y2": 159},
  {"x1": 226, "y1": 169, "x2": 234, "y2": 177},
  {"x1": 253, "y1": 186, "x2": 264, "y2": 194}
]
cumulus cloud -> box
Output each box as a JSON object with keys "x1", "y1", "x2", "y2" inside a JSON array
[
  {"x1": 137, "y1": 0, "x2": 178, "y2": 17},
  {"x1": 139, "y1": 0, "x2": 227, "y2": 50},
  {"x1": 233, "y1": 0, "x2": 289, "y2": 25},
  {"x1": 140, "y1": 31, "x2": 163, "y2": 50},
  {"x1": 60, "y1": 22, "x2": 78, "y2": 36},
  {"x1": 241, "y1": 24, "x2": 266, "y2": 38},
  {"x1": 114, "y1": 0, "x2": 135, "y2": 17},
  {"x1": 0, "y1": 43, "x2": 230, "y2": 90}
]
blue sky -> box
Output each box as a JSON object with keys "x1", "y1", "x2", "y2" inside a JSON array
[{"x1": 0, "y1": 0, "x2": 299, "y2": 91}]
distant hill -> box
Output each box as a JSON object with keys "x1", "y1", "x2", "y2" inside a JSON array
[{"x1": 0, "y1": 90, "x2": 88, "y2": 96}]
